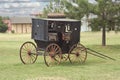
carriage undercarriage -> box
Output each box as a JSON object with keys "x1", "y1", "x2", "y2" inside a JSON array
[{"x1": 20, "y1": 41, "x2": 87, "y2": 67}]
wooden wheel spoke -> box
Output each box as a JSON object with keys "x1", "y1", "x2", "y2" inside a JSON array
[
  {"x1": 21, "y1": 52, "x2": 28, "y2": 56},
  {"x1": 21, "y1": 54, "x2": 28, "y2": 58},
  {"x1": 55, "y1": 54, "x2": 61, "y2": 62},
  {"x1": 62, "y1": 54, "x2": 68, "y2": 61},
  {"x1": 23, "y1": 44, "x2": 27, "y2": 50},
  {"x1": 22, "y1": 47, "x2": 28, "y2": 51},
  {"x1": 21, "y1": 55, "x2": 27, "y2": 61},
  {"x1": 54, "y1": 47, "x2": 59, "y2": 52},
  {"x1": 76, "y1": 57, "x2": 82, "y2": 63},
  {"x1": 30, "y1": 47, "x2": 35, "y2": 52},
  {"x1": 21, "y1": 50, "x2": 28, "y2": 53},
  {"x1": 74, "y1": 56, "x2": 82, "y2": 63},
  {"x1": 31, "y1": 49, "x2": 37, "y2": 54},
  {"x1": 70, "y1": 55, "x2": 76, "y2": 61},
  {"x1": 30, "y1": 55, "x2": 36, "y2": 63},
  {"x1": 80, "y1": 56, "x2": 86, "y2": 61},
  {"x1": 52, "y1": 45, "x2": 56, "y2": 50},
  {"x1": 30, "y1": 55, "x2": 36, "y2": 59},
  {"x1": 24, "y1": 55, "x2": 30, "y2": 63},
  {"x1": 46, "y1": 56, "x2": 56, "y2": 66},
  {"x1": 55, "y1": 50, "x2": 61, "y2": 54},
  {"x1": 24, "y1": 44, "x2": 30, "y2": 50}
]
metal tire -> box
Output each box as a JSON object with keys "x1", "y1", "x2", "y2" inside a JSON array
[
  {"x1": 68, "y1": 43, "x2": 87, "y2": 64},
  {"x1": 20, "y1": 41, "x2": 38, "y2": 64},
  {"x1": 44, "y1": 43, "x2": 62, "y2": 67}
]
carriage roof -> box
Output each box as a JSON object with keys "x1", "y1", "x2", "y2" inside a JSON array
[{"x1": 32, "y1": 18, "x2": 80, "y2": 22}]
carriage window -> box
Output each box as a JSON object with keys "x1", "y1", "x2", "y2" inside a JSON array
[{"x1": 48, "y1": 33, "x2": 57, "y2": 41}]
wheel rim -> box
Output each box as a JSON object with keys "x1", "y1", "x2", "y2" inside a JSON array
[
  {"x1": 20, "y1": 42, "x2": 38, "y2": 64},
  {"x1": 44, "y1": 43, "x2": 62, "y2": 67},
  {"x1": 68, "y1": 44, "x2": 87, "y2": 64}
]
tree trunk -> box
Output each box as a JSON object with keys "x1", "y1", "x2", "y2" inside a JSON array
[
  {"x1": 102, "y1": 26, "x2": 106, "y2": 46},
  {"x1": 102, "y1": 11, "x2": 106, "y2": 46}
]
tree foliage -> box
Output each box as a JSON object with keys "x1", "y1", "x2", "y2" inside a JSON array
[
  {"x1": 0, "y1": 16, "x2": 8, "y2": 33},
  {"x1": 43, "y1": 0, "x2": 64, "y2": 17},
  {"x1": 62, "y1": 0, "x2": 93, "y2": 20},
  {"x1": 91, "y1": 0, "x2": 120, "y2": 32},
  {"x1": 89, "y1": 18, "x2": 101, "y2": 31}
]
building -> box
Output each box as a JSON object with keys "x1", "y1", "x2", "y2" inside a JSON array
[
  {"x1": 81, "y1": 14, "x2": 97, "y2": 32},
  {"x1": 10, "y1": 17, "x2": 32, "y2": 33}
]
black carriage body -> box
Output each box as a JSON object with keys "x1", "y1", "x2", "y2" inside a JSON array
[{"x1": 32, "y1": 18, "x2": 81, "y2": 53}]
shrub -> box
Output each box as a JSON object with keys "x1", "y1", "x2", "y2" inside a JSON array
[
  {"x1": 0, "y1": 24, "x2": 8, "y2": 33},
  {"x1": 11, "y1": 30, "x2": 15, "y2": 34}
]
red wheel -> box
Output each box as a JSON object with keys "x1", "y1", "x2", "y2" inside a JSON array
[
  {"x1": 20, "y1": 41, "x2": 38, "y2": 64},
  {"x1": 68, "y1": 44, "x2": 87, "y2": 64},
  {"x1": 44, "y1": 43, "x2": 62, "y2": 67}
]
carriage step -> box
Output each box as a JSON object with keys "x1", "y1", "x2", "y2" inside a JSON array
[{"x1": 86, "y1": 48, "x2": 116, "y2": 61}]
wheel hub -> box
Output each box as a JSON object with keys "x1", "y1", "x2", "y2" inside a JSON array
[
  {"x1": 49, "y1": 52, "x2": 55, "y2": 58},
  {"x1": 27, "y1": 51, "x2": 31, "y2": 55},
  {"x1": 76, "y1": 52, "x2": 80, "y2": 57}
]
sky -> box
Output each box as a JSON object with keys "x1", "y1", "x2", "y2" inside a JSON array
[
  {"x1": 0, "y1": 0, "x2": 51, "y2": 16},
  {"x1": 0, "y1": 0, "x2": 96, "y2": 17}
]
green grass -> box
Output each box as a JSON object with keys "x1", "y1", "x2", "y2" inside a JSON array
[{"x1": 0, "y1": 32, "x2": 120, "y2": 80}]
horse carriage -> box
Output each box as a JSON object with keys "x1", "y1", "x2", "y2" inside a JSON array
[{"x1": 20, "y1": 18, "x2": 87, "y2": 66}]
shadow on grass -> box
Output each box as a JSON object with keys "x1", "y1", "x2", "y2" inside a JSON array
[
  {"x1": 58, "y1": 59, "x2": 106, "y2": 67},
  {"x1": 12, "y1": 61, "x2": 45, "y2": 67},
  {"x1": 14, "y1": 57, "x2": 114, "y2": 67},
  {"x1": 12, "y1": 59, "x2": 118, "y2": 68}
]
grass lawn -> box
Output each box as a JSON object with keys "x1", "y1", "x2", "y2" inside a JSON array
[{"x1": 0, "y1": 32, "x2": 120, "y2": 80}]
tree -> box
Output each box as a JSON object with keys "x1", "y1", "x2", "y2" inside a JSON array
[
  {"x1": 91, "y1": 0, "x2": 109, "y2": 46},
  {"x1": 91, "y1": 0, "x2": 120, "y2": 46},
  {"x1": 0, "y1": 16, "x2": 8, "y2": 33}
]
